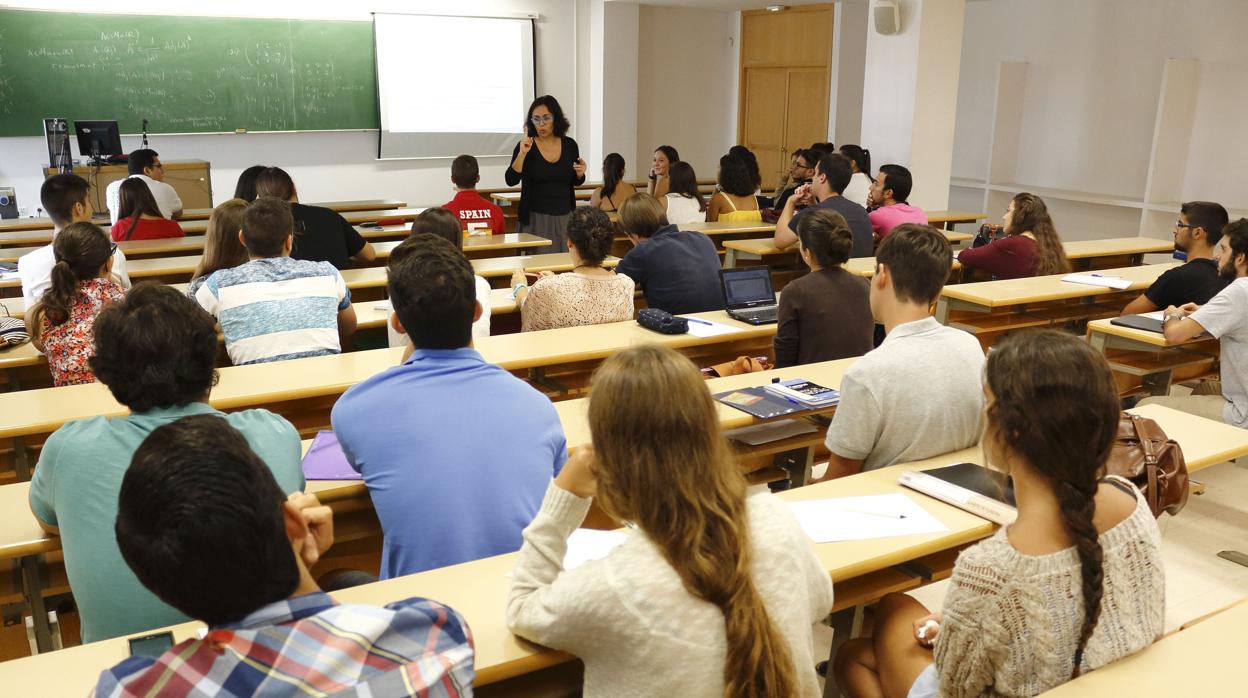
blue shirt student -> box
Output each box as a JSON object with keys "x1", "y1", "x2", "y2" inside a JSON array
[
  {"x1": 615, "y1": 224, "x2": 725, "y2": 314},
  {"x1": 331, "y1": 348, "x2": 567, "y2": 578}
]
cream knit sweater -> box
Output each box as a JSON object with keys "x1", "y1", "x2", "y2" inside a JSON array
[
  {"x1": 507, "y1": 482, "x2": 834, "y2": 697},
  {"x1": 933, "y1": 481, "x2": 1165, "y2": 697}
]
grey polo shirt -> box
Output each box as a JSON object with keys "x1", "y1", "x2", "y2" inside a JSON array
[
  {"x1": 1191, "y1": 277, "x2": 1248, "y2": 427},
  {"x1": 825, "y1": 317, "x2": 986, "y2": 471}
]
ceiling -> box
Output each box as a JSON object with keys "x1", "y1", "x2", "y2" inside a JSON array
[{"x1": 609, "y1": 0, "x2": 861, "y2": 11}]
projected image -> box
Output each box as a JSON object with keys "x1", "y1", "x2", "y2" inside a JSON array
[{"x1": 374, "y1": 13, "x2": 536, "y2": 158}]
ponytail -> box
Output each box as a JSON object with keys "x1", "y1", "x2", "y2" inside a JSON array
[
  {"x1": 602, "y1": 153, "x2": 625, "y2": 200},
  {"x1": 39, "y1": 222, "x2": 113, "y2": 328}
]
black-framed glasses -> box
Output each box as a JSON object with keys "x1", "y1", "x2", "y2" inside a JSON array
[
  {"x1": 110, "y1": 243, "x2": 118, "y2": 255},
  {"x1": 530, "y1": 115, "x2": 553, "y2": 125}
]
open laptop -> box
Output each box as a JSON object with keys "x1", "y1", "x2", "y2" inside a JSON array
[{"x1": 720, "y1": 267, "x2": 778, "y2": 325}]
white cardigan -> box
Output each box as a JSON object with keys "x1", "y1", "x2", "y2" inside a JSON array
[{"x1": 507, "y1": 482, "x2": 834, "y2": 697}]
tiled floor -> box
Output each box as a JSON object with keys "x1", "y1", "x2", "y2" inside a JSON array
[{"x1": 811, "y1": 458, "x2": 1248, "y2": 694}]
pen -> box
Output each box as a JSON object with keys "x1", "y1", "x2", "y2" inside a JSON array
[
  {"x1": 684, "y1": 317, "x2": 713, "y2": 325},
  {"x1": 839, "y1": 506, "x2": 907, "y2": 520}
]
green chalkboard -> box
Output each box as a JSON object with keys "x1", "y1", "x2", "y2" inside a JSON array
[{"x1": 0, "y1": 9, "x2": 379, "y2": 136}]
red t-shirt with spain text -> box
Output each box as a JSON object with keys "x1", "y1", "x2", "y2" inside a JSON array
[{"x1": 442, "y1": 190, "x2": 505, "y2": 235}]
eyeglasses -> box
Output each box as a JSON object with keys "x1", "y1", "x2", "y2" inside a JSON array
[
  {"x1": 530, "y1": 115, "x2": 553, "y2": 125},
  {"x1": 109, "y1": 243, "x2": 118, "y2": 255},
  {"x1": 1175, "y1": 221, "x2": 1197, "y2": 229}
]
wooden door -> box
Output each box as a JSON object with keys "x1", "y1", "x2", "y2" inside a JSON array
[{"x1": 739, "y1": 5, "x2": 834, "y2": 191}]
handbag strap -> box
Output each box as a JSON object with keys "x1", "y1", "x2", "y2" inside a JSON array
[{"x1": 1131, "y1": 416, "x2": 1159, "y2": 465}]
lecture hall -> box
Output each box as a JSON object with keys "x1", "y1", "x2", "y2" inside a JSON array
[{"x1": 0, "y1": 0, "x2": 1245, "y2": 696}]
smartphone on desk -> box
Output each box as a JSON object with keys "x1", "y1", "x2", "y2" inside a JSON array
[{"x1": 128, "y1": 630, "x2": 175, "y2": 658}]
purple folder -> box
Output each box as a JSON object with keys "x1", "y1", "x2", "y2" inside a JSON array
[{"x1": 302, "y1": 431, "x2": 362, "y2": 481}]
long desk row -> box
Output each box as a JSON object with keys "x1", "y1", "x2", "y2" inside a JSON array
[
  {"x1": 0, "y1": 396, "x2": 1241, "y2": 691},
  {"x1": 0, "y1": 199, "x2": 408, "y2": 234},
  {"x1": 0, "y1": 207, "x2": 430, "y2": 248}
]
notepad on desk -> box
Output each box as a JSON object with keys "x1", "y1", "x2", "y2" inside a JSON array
[
  {"x1": 787, "y1": 493, "x2": 949, "y2": 543},
  {"x1": 1061, "y1": 273, "x2": 1132, "y2": 290},
  {"x1": 301, "y1": 430, "x2": 362, "y2": 481},
  {"x1": 682, "y1": 316, "x2": 741, "y2": 338},
  {"x1": 898, "y1": 462, "x2": 1016, "y2": 525}
]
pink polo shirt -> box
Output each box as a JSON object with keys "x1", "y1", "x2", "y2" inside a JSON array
[{"x1": 869, "y1": 203, "x2": 928, "y2": 238}]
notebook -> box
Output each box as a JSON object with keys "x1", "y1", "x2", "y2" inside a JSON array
[
  {"x1": 1110, "y1": 312, "x2": 1164, "y2": 334},
  {"x1": 897, "y1": 462, "x2": 1016, "y2": 525},
  {"x1": 301, "y1": 431, "x2": 362, "y2": 481},
  {"x1": 765, "y1": 378, "x2": 840, "y2": 406}
]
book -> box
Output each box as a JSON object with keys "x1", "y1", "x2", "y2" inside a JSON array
[
  {"x1": 897, "y1": 462, "x2": 1017, "y2": 525},
  {"x1": 764, "y1": 378, "x2": 840, "y2": 406},
  {"x1": 714, "y1": 387, "x2": 803, "y2": 420}
]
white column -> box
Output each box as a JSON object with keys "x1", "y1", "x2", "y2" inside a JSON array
[
  {"x1": 860, "y1": 0, "x2": 965, "y2": 211},
  {"x1": 574, "y1": 0, "x2": 638, "y2": 176}
]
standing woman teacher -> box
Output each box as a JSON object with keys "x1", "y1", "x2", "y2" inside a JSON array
[{"x1": 506, "y1": 95, "x2": 587, "y2": 253}]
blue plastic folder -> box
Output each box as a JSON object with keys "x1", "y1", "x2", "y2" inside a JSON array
[
  {"x1": 301, "y1": 431, "x2": 362, "y2": 481},
  {"x1": 713, "y1": 386, "x2": 803, "y2": 420}
]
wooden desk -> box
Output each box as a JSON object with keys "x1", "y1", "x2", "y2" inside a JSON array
[
  {"x1": 1087, "y1": 318, "x2": 1220, "y2": 396},
  {"x1": 721, "y1": 228, "x2": 973, "y2": 268},
  {"x1": 1040, "y1": 598, "x2": 1248, "y2": 696},
  {"x1": 3, "y1": 400, "x2": 1242, "y2": 691},
  {"x1": 935, "y1": 263, "x2": 1177, "y2": 347},
  {"x1": 926, "y1": 210, "x2": 987, "y2": 230}
]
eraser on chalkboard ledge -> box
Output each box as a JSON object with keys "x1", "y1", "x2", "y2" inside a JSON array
[{"x1": 234, "y1": 128, "x2": 247, "y2": 134}]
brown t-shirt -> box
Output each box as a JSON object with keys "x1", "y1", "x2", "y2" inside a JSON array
[{"x1": 773, "y1": 266, "x2": 874, "y2": 368}]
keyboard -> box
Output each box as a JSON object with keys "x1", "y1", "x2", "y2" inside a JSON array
[{"x1": 730, "y1": 306, "x2": 778, "y2": 324}]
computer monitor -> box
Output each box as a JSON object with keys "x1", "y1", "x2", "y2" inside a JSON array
[{"x1": 74, "y1": 120, "x2": 123, "y2": 164}]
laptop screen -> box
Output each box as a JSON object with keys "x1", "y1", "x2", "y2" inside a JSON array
[{"x1": 721, "y1": 267, "x2": 775, "y2": 308}]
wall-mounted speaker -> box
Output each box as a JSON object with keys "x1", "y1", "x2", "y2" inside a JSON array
[
  {"x1": 43, "y1": 118, "x2": 72, "y2": 173},
  {"x1": 874, "y1": 0, "x2": 900, "y2": 35}
]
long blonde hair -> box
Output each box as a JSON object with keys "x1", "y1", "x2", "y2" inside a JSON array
[
  {"x1": 193, "y1": 199, "x2": 249, "y2": 283},
  {"x1": 588, "y1": 346, "x2": 797, "y2": 698}
]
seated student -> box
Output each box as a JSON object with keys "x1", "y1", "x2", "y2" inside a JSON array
[
  {"x1": 29, "y1": 284, "x2": 304, "y2": 643},
  {"x1": 104, "y1": 148, "x2": 183, "y2": 225},
  {"x1": 773, "y1": 148, "x2": 816, "y2": 210},
  {"x1": 729, "y1": 144, "x2": 771, "y2": 209},
  {"x1": 817, "y1": 225, "x2": 984, "y2": 480},
  {"x1": 836, "y1": 331, "x2": 1164, "y2": 698},
  {"x1": 616, "y1": 193, "x2": 725, "y2": 314},
  {"x1": 20, "y1": 174, "x2": 130, "y2": 306},
  {"x1": 28, "y1": 223, "x2": 125, "y2": 386},
  {"x1": 386, "y1": 208, "x2": 491, "y2": 348},
  {"x1": 510, "y1": 207, "x2": 634, "y2": 331},
  {"x1": 254, "y1": 166, "x2": 376, "y2": 269},
  {"x1": 441, "y1": 154, "x2": 505, "y2": 235},
  {"x1": 233, "y1": 164, "x2": 268, "y2": 202},
  {"x1": 773, "y1": 209, "x2": 873, "y2": 368},
  {"x1": 1146, "y1": 218, "x2": 1248, "y2": 426},
  {"x1": 868, "y1": 164, "x2": 928, "y2": 239},
  {"x1": 95, "y1": 415, "x2": 475, "y2": 697},
  {"x1": 109, "y1": 178, "x2": 184, "y2": 242},
  {"x1": 957, "y1": 192, "x2": 1070, "y2": 279},
  {"x1": 774, "y1": 152, "x2": 873, "y2": 258},
  {"x1": 589, "y1": 153, "x2": 639, "y2": 212},
  {"x1": 507, "y1": 345, "x2": 833, "y2": 697},
  {"x1": 332, "y1": 236, "x2": 566, "y2": 577},
  {"x1": 838, "y1": 144, "x2": 873, "y2": 208},
  {"x1": 1123, "y1": 201, "x2": 1230, "y2": 314},
  {"x1": 661, "y1": 160, "x2": 708, "y2": 226},
  {"x1": 706, "y1": 153, "x2": 763, "y2": 222},
  {"x1": 195, "y1": 197, "x2": 356, "y2": 365},
  {"x1": 647, "y1": 145, "x2": 680, "y2": 198},
  {"x1": 188, "y1": 198, "x2": 249, "y2": 298}
]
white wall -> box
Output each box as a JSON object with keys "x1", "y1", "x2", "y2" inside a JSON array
[
  {"x1": 635, "y1": 4, "x2": 739, "y2": 182},
  {"x1": 830, "y1": 0, "x2": 868, "y2": 146},
  {"x1": 953, "y1": 0, "x2": 1248, "y2": 209},
  {"x1": 0, "y1": 0, "x2": 580, "y2": 212},
  {"x1": 859, "y1": 0, "x2": 922, "y2": 168}
]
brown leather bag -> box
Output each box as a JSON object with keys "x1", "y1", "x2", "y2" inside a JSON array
[{"x1": 1106, "y1": 412, "x2": 1189, "y2": 517}]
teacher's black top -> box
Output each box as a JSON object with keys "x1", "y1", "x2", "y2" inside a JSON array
[{"x1": 505, "y1": 136, "x2": 586, "y2": 225}]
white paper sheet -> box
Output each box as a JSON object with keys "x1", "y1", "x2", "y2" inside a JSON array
[
  {"x1": 1061, "y1": 273, "x2": 1132, "y2": 290},
  {"x1": 787, "y1": 493, "x2": 949, "y2": 543},
  {"x1": 725, "y1": 418, "x2": 819, "y2": 446},
  {"x1": 1139, "y1": 310, "x2": 1164, "y2": 321},
  {"x1": 563, "y1": 528, "x2": 629, "y2": 570},
  {"x1": 374, "y1": 300, "x2": 392, "y2": 311},
  {"x1": 682, "y1": 318, "x2": 742, "y2": 338}
]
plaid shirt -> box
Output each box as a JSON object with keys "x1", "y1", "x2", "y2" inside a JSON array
[{"x1": 92, "y1": 592, "x2": 475, "y2": 697}]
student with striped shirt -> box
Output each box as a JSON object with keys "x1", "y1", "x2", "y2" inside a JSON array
[
  {"x1": 93, "y1": 415, "x2": 474, "y2": 697},
  {"x1": 194, "y1": 197, "x2": 356, "y2": 365}
]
